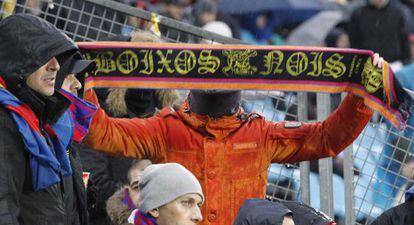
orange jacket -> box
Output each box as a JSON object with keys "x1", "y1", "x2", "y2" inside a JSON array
[{"x1": 85, "y1": 93, "x2": 372, "y2": 225}]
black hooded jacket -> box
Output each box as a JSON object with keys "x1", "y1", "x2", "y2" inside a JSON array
[
  {"x1": 348, "y1": 2, "x2": 411, "y2": 63},
  {"x1": 0, "y1": 14, "x2": 87, "y2": 225}
]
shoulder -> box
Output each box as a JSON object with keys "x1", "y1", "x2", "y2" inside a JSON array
[
  {"x1": 157, "y1": 106, "x2": 179, "y2": 119},
  {"x1": 0, "y1": 106, "x2": 18, "y2": 130}
]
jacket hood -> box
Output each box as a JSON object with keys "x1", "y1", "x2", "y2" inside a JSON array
[
  {"x1": 106, "y1": 186, "x2": 134, "y2": 225},
  {"x1": 233, "y1": 198, "x2": 292, "y2": 225},
  {"x1": 0, "y1": 14, "x2": 78, "y2": 94},
  {"x1": 188, "y1": 90, "x2": 241, "y2": 118},
  {"x1": 406, "y1": 185, "x2": 414, "y2": 202},
  {"x1": 106, "y1": 88, "x2": 179, "y2": 118}
]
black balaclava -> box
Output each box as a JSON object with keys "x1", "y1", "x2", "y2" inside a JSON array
[{"x1": 188, "y1": 90, "x2": 241, "y2": 118}]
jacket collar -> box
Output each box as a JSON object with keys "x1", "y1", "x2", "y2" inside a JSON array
[
  {"x1": 177, "y1": 100, "x2": 246, "y2": 139},
  {"x1": 15, "y1": 87, "x2": 71, "y2": 125}
]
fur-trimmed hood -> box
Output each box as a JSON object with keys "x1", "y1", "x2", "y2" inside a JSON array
[
  {"x1": 106, "y1": 186, "x2": 134, "y2": 225},
  {"x1": 105, "y1": 88, "x2": 179, "y2": 118}
]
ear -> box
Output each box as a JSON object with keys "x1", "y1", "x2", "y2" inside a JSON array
[{"x1": 148, "y1": 208, "x2": 159, "y2": 218}]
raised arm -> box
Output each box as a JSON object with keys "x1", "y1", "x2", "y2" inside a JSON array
[
  {"x1": 84, "y1": 90, "x2": 167, "y2": 160},
  {"x1": 266, "y1": 93, "x2": 373, "y2": 163}
]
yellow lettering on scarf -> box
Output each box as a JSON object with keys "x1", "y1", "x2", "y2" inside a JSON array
[
  {"x1": 139, "y1": 50, "x2": 154, "y2": 75},
  {"x1": 260, "y1": 50, "x2": 284, "y2": 75},
  {"x1": 156, "y1": 50, "x2": 175, "y2": 74},
  {"x1": 307, "y1": 52, "x2": 323, "y2": 77},
  {"x1": 117, "y1": 50, "x2": 139, "y2": 75},
  {"x1": 322, "y1": 53, "x2": 346, "y2": 78},
  {"x1": 174, "y1": 50, "x2": 196, "y2": 75},
  {"x1": 286, "y1": 52, "x2": 308, "y2": 76},
  {"x1": 94, "y1": 51, "x2": 116, "y2": 74},
  {"x1": 198, "y1": 50, "x2": 220, "y2": 74},
  {"x1": 222, "y1": 50, "x2": 258, "y2": 76}
]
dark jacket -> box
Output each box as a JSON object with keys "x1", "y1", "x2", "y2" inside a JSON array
[
  {"x1": 233, "y1": 199, "x2": 335, "y2": 225},
  {"x1": 349, "y1": 2, "x2": 411, "y2": 63},
  {"x1": 370, "y1": 186, "x2": 414, "y2": 225},
  {"x1": 370, "y1": 200, "x2": 414, "y2": 225},
  {"x1": 233, "y1": 199, "x2": 292, "y2": 225},
  {"x1": 0, "y1": 14, "x2": 85, "y2": 225}
]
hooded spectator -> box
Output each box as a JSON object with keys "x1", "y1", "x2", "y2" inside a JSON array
[
  {"x1": 370, "y1": 185, "x2": 414, "y2": 225},
  {"x1": 0, "y1": 14, "x2": 86, "y2": 225}
]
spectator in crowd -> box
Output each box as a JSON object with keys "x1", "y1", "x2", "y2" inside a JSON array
[
  {"x1": 370, "y1": 185, "x2": 414, "y2": 225},
  {"x1": 127, "y1": 163, "x2": 204, "y2": 225},
  {"x1": 233, "y1": 198, "x2": 337, "y2": 225},
  {"x1": 58, "y1": 51, "x2": 97, "y2": 225},
  {"x1": 106, "y1": 159, "x2": 152, "y2": 225},
  {"x1": 79, "y1": 31, "x2": 179, "y2": 225},
  {"x1": 158, "y1": 0, "x2": 190, "y2": 41},
  {"x1": 191, "y1": 0, "x2": 240, "y2": 39},
  {"x1": 83, "y1": 55, "x2": 386, "y2": 224},
  {"x1": 348, "y1": 0, "x2": 411, "y2": 63},
  {"x1": 200, "y1": 20, "x2": 233, "y2": 43},
  {"x1": 233, "y1": 199, "x2": 295, "y2": 225},
  {"x1": 0, "y1": 14, "x2": 87, "y2": 225}
]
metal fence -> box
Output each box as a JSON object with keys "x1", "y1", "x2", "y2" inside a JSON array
[{"x1": 1, "y1": 1, "x2": 413, "y2": 225}]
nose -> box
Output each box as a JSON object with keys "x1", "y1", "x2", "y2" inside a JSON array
[
  {"x1": 191, "y1": 207, "x2": 203, "y2": 223},
  {"x1": 47, "y1": 57, "x2": 60, "y2": 72},
  {"x1": 72, "y1": 76, "x2": 82, "y2": 91}
]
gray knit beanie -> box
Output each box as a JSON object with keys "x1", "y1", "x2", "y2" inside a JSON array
[{"x1": 138, "y1": 163, "x2": 204, "y2": 212}]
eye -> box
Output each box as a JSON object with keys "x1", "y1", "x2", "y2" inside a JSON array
[{"x1": 181, "y1": 200, "x2": 194, "y2": 207}]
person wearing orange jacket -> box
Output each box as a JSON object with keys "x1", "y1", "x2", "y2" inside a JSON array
[{"x1": 84, "y1": 54, "x2": 384, "y2": 225}]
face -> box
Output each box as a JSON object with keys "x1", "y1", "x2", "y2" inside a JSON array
[
  {"x1": 369, "y1": 0, "x2": 388, "y2": 8},
  {"x1": 61, "y1": 74, "x2": 82, "y2": 96},
  {"x1": 26, "y1": 57, "x2": 60, "y2": 97},
  {"x1": 336, "y1": 34, "x2": 350, "y2": 48},
  {"x1": 128, "y1": 168, "x2": 144, "y2": 207},
  {"x1": 282, "y1": 216, "x2": 295, "y2": 225},
  {"x1": 150, "y1": 193, "x2": 203, "y2": 225},
  {"x1": 198, "y1": 13, "x2": 216, "y2": 26}
]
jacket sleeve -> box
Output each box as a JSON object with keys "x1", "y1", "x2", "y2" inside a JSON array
[
  {"x1": 0, "y1": 110, "x2": 26, "y2": 225},
  {"x1": 266, "y1": 94, "x2": 373, "y2": 163},
  {"x1": 84, "y1": 91, "x2": 167, "y2": 160}
]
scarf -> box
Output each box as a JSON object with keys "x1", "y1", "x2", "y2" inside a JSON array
[
  {"x1": 59, "y1": 89, "x2": 97, "y2": 143},
  {"x1": 123, "y1": 187, "x2": 137, "y2": 210},
  {"x1": 0, "y1": 78, "x2": 96, "y2": 190},
  {"x1": 78, "y1": 42, "x2": 414, "y2": 130},
  {"x1": 133, "y1": 210, "x2": 158, "y2": 225}
]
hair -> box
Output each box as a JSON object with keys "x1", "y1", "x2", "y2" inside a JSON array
[{"x1": 127, "y1": 159, "x2": 152, "y2": 183}]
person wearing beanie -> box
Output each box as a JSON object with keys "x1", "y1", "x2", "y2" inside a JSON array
[
  {"x1": 127, "y1": 163, "x2": 204, "y2": 225},
  {"x1": 84, "y1": 53, "x2": 386, "y2": 224},
  {"x1": 0, "y1": 14, "x2": 88, "y2": 225}
]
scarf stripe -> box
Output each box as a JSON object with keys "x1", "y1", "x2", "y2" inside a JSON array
[
  {"x1": 134, "y1": 210, "x2": 158, "y2": 225},
  {"x1": 0, "y1": 87, "x2": 73, "y2": 190}
]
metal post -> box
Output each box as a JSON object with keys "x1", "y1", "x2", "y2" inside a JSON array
[
  {"x1": 317, "y1": 93, "x2": 334, "y2": 218},
  {"x1": 298, "y1": 92, "x2": 310, "y2": 204},
  {"x1": 343, "y1": 146, "x2": 355, "y2": 225}
]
